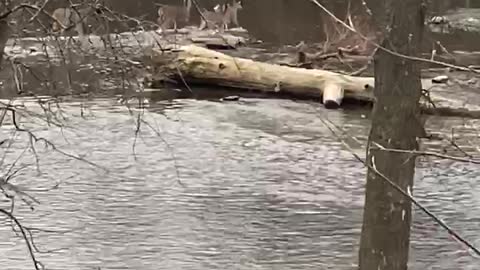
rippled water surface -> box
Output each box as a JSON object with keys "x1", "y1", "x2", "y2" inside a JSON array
[{"x1": 0, "y1": 97, "x2": 479, "y2": 270}]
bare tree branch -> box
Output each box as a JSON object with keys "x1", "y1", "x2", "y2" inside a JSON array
[
  {"x1": 0, "y1": 208, "x2": 41, "y2": 270},
  {"x1": 309, "y1": 0, "x2": 480, "y2": 73},
  {"x1": 371, "y1": 142, "x2": 480, "y2": 164},
  {"x1": 315, "y1": 111, "x2": 480, "y2": 257}
]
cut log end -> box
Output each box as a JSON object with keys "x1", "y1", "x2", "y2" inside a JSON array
[
  {"x1": 323, "y1": 100, "x2": 341, "y2": 109},
  {"x1": 322, "y1": 83, "x2": 344, "y2": 109}
]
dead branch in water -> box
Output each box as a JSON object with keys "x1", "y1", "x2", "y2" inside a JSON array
[{"x1": 309, "y1": 0, "x2": 480, "y2": 73}]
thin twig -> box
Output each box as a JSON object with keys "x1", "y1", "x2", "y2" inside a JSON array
[
  {"x1": 308, "y1": 0, "x2": 480, "y2": 73},
  {"x1": 0, "y1": 209, "x2": 41, "y2": 270},
  {"x1": 371, "y1": 142, "x2": 480, "y2": 164},
  {"x1": 315, "y1": 112, "x2": 480, "y2": 257}
]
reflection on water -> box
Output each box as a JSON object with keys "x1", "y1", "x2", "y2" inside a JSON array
[{"x1": 0, "y1": 97, "x2": 478, "y2": 269}]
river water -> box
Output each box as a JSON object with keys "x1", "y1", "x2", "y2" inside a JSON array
[
  {"x1": 0, "y1": 97, "x2": 479, "y2": 270},
  {"x1": 1, "y1": 0, "x2": 480, "y2": 269}
]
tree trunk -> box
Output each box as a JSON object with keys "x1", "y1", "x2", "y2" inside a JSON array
[
  {"x1": 0, "y1": 19, "x2": 11, "y2": 68},
  {"x1": 358, "y1": 1, "x2": 426, "y2": 270}
]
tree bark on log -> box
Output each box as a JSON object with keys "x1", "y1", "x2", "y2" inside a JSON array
[{"x1": 358, "y1": 1, "x2": 426, "y2": 270}]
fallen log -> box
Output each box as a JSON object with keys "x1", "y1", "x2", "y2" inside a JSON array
[
  {"x1": 151, "y1": 44, "x2": 376, "y2": 108},
  {"x1": 149, "y1": 45, "x2": 480, "y2": 117}
]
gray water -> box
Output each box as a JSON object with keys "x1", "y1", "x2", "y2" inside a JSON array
[{"x1": 0, "y1": 97, "x2": 479, "y2": 269}]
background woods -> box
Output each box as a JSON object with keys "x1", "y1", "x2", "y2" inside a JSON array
[{"x1": 6, "y1": 0, "x2": 480, "y2": 45}]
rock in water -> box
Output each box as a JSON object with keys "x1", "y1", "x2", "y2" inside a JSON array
[
  {"x1": 221, "y1": 95, "x2": 240, "y2": 101},
  {"x1": 432, "y1": 75, "x2": 449, "y2": 84}
]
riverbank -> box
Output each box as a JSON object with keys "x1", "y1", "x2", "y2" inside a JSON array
[{"x1": 2, "y1": 27, "x2": 480, "y2": 118}]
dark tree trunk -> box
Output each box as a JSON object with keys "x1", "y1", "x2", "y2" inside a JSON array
[
  {"x1": 0, "y1": 19, "x2": 10, "y2": 68},
  {"x1": 358, "y1": 1, "x2": 426, "y2": 270}
]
